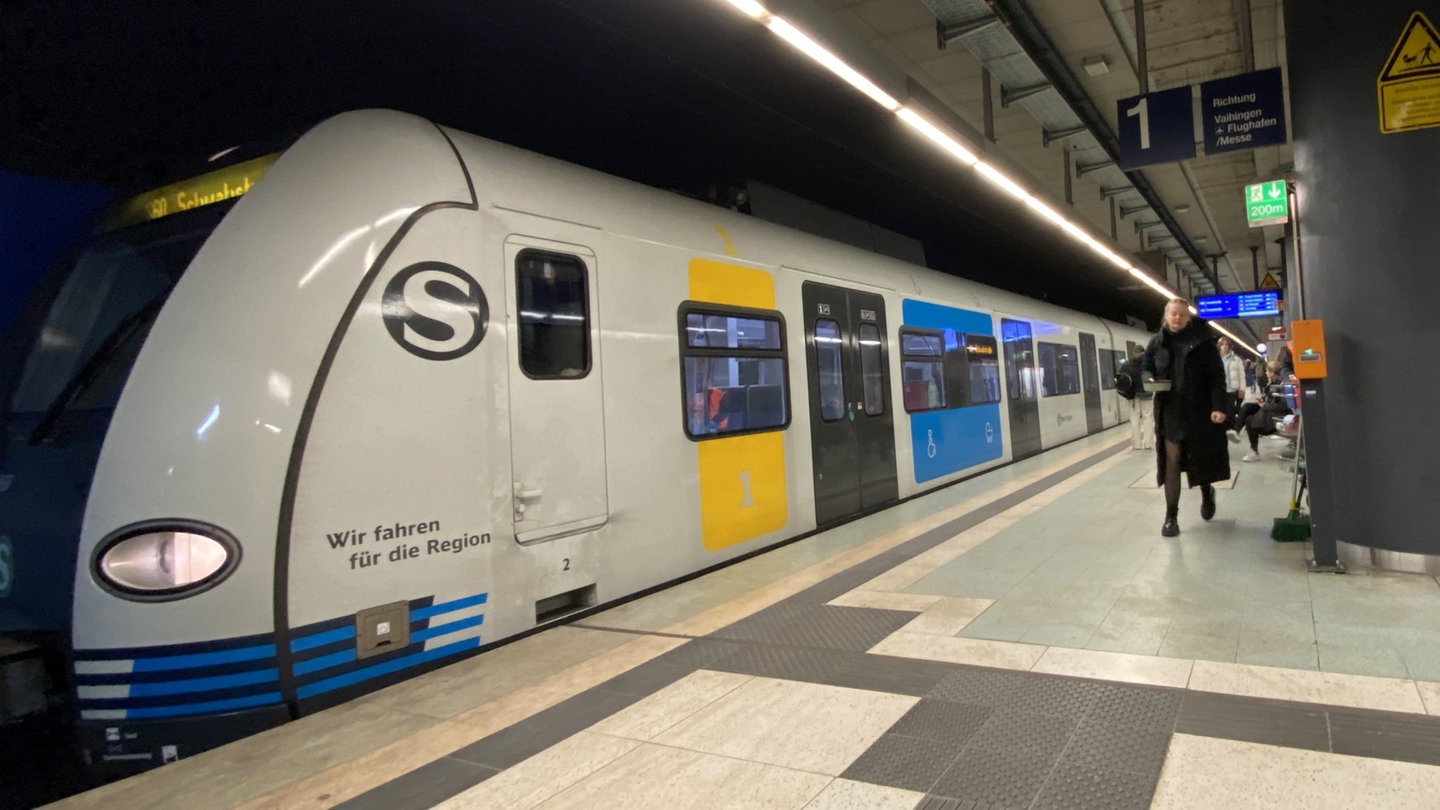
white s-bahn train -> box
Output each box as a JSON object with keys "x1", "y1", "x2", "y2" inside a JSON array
[{"x1": 0, "y1": 110, "x2": 1150, "y2": 775}]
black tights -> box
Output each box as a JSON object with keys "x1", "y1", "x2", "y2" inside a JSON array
[{"x1": 1164, "y1": 440, "x2": 1183, "y2": 513}]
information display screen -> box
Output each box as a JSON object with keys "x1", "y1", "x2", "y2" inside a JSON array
[
  {"x1": 100, "y1": 153, "x2": 280, "y2": 232},
  {"x1": 1196, "y1": 290, "x2": 1280, "y2": 319}
]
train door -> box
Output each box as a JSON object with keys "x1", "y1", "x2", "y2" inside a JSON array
[
  {"x1": 803, "y1": 281, "x2": 898, "y2": 527},
  {"x1": 1001, "y1": 318, "x2": 1042, "y2": 459},
  {"x1": 503, "y1": 238, "x2": 609, "y2": 545},
  {"x1": 1079, "y1": 332, "x2": 1103, "y2": 433}
]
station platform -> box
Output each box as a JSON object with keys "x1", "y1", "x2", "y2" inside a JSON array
[{"x1": 48, "y1": 428, "x2": 1440, "y2": 810}]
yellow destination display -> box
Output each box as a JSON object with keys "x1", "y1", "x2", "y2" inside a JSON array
[
  {"x1": 1378, "y1": 11, "x2": 1440, "y2": 134},
  {"x1": 101, "y1": 153, "x2": 280, "y2": 231}
]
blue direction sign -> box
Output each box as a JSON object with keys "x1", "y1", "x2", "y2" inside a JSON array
[
  {"x1": 1196, "y1": 290, "x2": 1281, "y2": 320},
  {"x1": 1200, "y1": 68, "x2": 1288, "y2": 155},
  {"x1": 1117, "y1": 86, "x2": 1196, "y2": 170}
]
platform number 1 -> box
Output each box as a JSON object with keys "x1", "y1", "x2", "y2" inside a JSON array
[{"x1": 1126, "y1": 97, "x2": 1150, "y2": 150}]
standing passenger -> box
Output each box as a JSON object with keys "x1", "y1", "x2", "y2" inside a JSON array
[
  {"x1": 1115, "y1": 345, "x2": 1153, "y2": 451},
  {"x1": 1143, "y1": 299, "x2": 1231, "y2": 537},
  {"x1": 1217, "y1": 337, "x2": 1245, "y2": 443}
]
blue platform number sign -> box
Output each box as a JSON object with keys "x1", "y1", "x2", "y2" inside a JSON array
[
  {"x1": 1200, "y1": 68, "x2": 1288, "y2": 155},
  {"x1": 1116, "y1": 86, "x2": 1196, "y2": 170}
]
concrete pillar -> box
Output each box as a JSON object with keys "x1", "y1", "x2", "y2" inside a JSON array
[{"x1": 1285, "y1": 1, "x2": 1440, "y2": 570}]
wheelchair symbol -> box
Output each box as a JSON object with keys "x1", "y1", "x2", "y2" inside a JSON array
[
  {"x1": 984, "y1": 422, "x2": 994, "y2": 443},
  {"x1": 926, "y1": 429, "x2": 937, "y2": 458}
]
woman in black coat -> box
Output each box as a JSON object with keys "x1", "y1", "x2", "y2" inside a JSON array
[{"x1": 1142, "y1": 298, "x2": 1232, "y2": 537}]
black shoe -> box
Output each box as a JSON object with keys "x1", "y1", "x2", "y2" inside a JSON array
[
  {"x1": 1200, "y1": 486, "x2": 1216, "y2": 521},
  {"x1": 1161, "y1": 510, "x2": 1179, "y2": 537}
]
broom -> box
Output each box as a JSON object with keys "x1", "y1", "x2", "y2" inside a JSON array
[{"x1": 1271, "y1": 419, "x2": 1311, "y2": 542}]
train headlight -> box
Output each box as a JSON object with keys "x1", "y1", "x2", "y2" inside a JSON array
[{"x1": 92, "y1": 521, "x2": 240, "y2": 600}]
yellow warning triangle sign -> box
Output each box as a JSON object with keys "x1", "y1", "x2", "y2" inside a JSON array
[
  {"x1": 1259, "y1": 272, "x2": 1281, "y2": 290},
  {"x1": 1380, "y1": 11, "x2": 1440, "y2": 81}
]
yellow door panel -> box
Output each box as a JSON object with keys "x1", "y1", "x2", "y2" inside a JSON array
[
  {"x1": 688, "y1": 258, "x2": 775, "y2": 309},
  {"x1": 697, "y1": 432, "x2": 788, "y2": 551}
]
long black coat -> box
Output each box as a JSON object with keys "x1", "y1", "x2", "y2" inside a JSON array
[{"x1": 1143, "y1": 319, "x2": 1231, "y2": 487}]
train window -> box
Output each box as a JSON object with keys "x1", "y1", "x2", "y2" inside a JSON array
[
  {"x1": 1099, "y1": 348, "x2": 1116, "y2": 390},
  {"x1": 1113, "y1": 350, "x2": 1129, "y2": 379},
  {"x1": 962, "y1": 335, "x2": 1001, "y2": 405},
  {"x1": 1001, "y1": 319, "x2": 1036, "y2": 403},
  {"x1": 1038, "y1": 342, "x2": 1081, "y2": 396},
  {"x1": 679, "y1": 305, "x2": 789, "y2": 439},
  {"x1": 899, "y1": 329, "x2": 945, "y2": 412},
  {"x1": 859, "y1": 322, "x2": 885, "y2": 416},
  {"x1": 516, "y1": 250, "x2": 590, "y2": 379},
  {"x1": 9, "y1": 209, "x2": 223, "y2": 422},
  {"x1": 685, "y1": 312, "x2": 781, "y2": 350},
  {"x1": 815, "y1": 319, "x2": 845, "y2": 421}
]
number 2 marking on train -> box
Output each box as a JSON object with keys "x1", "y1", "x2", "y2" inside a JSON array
[
  {"x1": 563, "y1": 558, "x2": 570, "y2": 571},
  {"x1": 739, "y1": 470, "x2": 755, "y2": 507}
]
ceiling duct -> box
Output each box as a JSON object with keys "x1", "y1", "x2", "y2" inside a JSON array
[{"x1": 923, "y1": 0, "x2": 1221, "y2": 295}]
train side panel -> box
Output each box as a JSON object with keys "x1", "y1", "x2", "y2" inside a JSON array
[{"x1": 285, "y1": 206, "x2": 507, "y2": 712}]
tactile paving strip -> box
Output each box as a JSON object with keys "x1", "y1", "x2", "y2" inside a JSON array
[
  {"x1": 967, "y1": 709, "x2": 1078, "y2": 760},
  {"x1": 1062, "y1": 718, "x2": 1172, "y2": 775},
  {"x1": 1087, "y1": 683, "x2": 1183, "y2": 730},
  {"x1": 918, "y1": 799, "x2": 1016, "y2": 810},
  {"x1": 817, "y1": 651, "x2": 957, "y2": 697},
  {"x1": 928, "y1": 665, "x2": 1027, "y2": 706},
  {"x1": 1330, "y1": 708, "x2": 1440, "y2": 765},
  {"x1": 1008, "y1": 675, "x2": 1112, "y2": 720},
  {"x1": 646, "y1": 637, "x2": 746, "y2": 670},
  {"x1": 593, "y1": 659, "x2": 693, "y2": 697},
  {"x1": 704, "y1": 642, "x2": 864, "y2": 682},
  {"x1": 931, "y1": 745, "x2": 1056, "y2": 807},
  {"x1": 838, "y1": 732, "x2": 960, "y2": 793},
  {"x1": 707, "y1": 601, "x2": 915, "y2": 651},
  {"x1": 888, "y1": 699, "x2": 993, "y2": 745},
  {"x1": 1175, "y1": 691, "x2": 1329, "y2": 751},
  {"x1": 1029, "y1": 762, "x2": 1159, "y2": 810}
]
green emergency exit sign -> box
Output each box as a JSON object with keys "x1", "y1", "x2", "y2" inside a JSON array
[{"x1": 1245, "y1": 180, "x2": 1289, "y2": 227}]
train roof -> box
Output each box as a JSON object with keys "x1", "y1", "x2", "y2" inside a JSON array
[{"x1": 431, "y1": 113, "x2": 1137, "y2": 336}]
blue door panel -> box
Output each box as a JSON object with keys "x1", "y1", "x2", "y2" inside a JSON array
[{"x1": 901, "y1": 299, "x2": 1005, "y2": 482}]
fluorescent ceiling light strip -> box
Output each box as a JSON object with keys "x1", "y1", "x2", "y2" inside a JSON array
[
  {"x1": 1211, "y1": 323, "x2": 1248, "y2": 347},
  {"x1": 975, "y1": 163, "x2": 1031, "y2": 202},
  {"x1": 1068, "y1": 230, "x2": 1118, "y2": 266},
  {"x1": 725, "y1": 0, "x2": 1148, "y2": 290},
  {"x1": 997, "y1": 172, "x2": 1134, "y2": 272},
  {"x1": 1026, "y1": 197, "x2": 1069, "y2": 227},
  {"x1": 725, "y1": 0, "x2": 767, "y2": 19},
  {"x1": 896, "y1": 108, "x2": 977, "y2": 165},
  {"x1": 765, "y1": 17, "x2": 900, "y2": 111},
  {"x1": 1128, "y1": 267, "x2": 1176, "y2": 298}
]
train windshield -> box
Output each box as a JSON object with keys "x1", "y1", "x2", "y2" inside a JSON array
[
  {"x1": 4, "y1": 152, "x2": 279, "y2": 443},
  {"x1": 4, "y1": 205, "x2": 227, "y2": 442}
]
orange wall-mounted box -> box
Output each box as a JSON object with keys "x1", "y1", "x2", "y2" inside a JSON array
[{"x1": 1290, "y1": 319, "x2": 1328, "y2": 379}]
